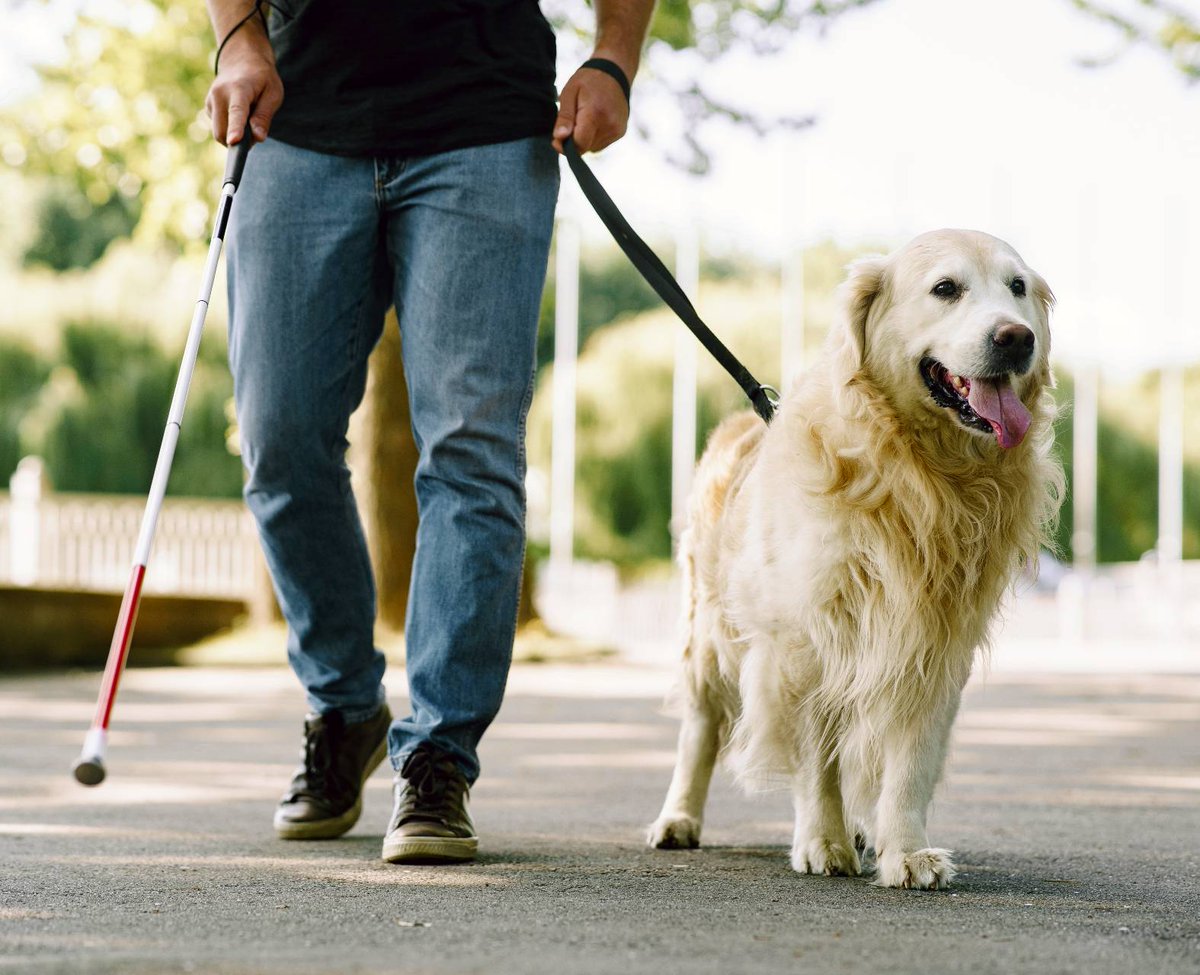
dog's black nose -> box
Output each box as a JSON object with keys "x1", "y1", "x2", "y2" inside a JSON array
[
  {"x1": 994, "y1": 323, "x2": 1035, "y2": 350},
  {"x1": 988, "y1": 322, "x2": 1035, "y2": 372}
]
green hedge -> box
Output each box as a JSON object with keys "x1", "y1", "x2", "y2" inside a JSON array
[{"x1": 0, "y1": 322, "x2": 241, "y2": 497}]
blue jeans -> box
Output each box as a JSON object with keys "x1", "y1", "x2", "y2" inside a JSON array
[{"x1": 226, "y1": 136, "x2": 559, "y2": 783}]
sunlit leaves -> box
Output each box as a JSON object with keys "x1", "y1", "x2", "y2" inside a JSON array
[
  {"x1": 1070, "y1": 0, "x2": 1200, "y2": 80},
  {"x1": 1, "y1": 1, "x2": 222, "y2": 253}
]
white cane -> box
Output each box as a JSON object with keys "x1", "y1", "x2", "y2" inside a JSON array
[{"x1": 73, "y1": 127, "x2": 255, "y2": 786}]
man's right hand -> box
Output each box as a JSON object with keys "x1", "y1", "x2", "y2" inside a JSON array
[{"x1": 205, "y1": 10, "x2": 283, "y2": 146}]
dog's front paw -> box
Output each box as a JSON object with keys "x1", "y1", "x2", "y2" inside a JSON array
[
  {"x1": 648, "y1": 815, "x2": 702, "y2": 849},
  {"x1": 875, "y1": 848, "x2": 956, "y2": 889},
  {"x1": 790, "y1": 837, "x2": 861, "y2": 877}
]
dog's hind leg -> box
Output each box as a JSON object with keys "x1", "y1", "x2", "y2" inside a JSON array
[
  {"x1": 647, "y1": 684, "x2": 722, "y2": 850},
  {"x1": 789, "y1": 714, "x2": 860, "y2": 877}
]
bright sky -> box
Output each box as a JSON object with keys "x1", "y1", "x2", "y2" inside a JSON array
[{"x1": 3, "y1": 0, "x2": 1198, "y2": 374}]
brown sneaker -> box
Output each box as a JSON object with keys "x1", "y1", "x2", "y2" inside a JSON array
[
  {"x1": 273, "y1": 705, "x2": 391, "y2": 840},
  {"x1": 382, "y1": 744, "x2": 478, "y2": 864}
]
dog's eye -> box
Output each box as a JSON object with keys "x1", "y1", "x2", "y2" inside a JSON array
[
  {"x1": 1010, "y1": 277, "x2": 1027, "y2": 298},
  {"x1": 931, "y1": 279, "x2": 960, "y2": 301}
]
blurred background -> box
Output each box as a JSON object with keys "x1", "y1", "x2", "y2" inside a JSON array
[{"x1": 0, "y1": 0, "x2": 1197, "y2": 672}]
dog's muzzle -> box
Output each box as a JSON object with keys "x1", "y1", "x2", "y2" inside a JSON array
[{"x1": 983, "y1": 322, "x2": 1036, "y2": 375}]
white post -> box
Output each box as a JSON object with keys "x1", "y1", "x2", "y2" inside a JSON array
[
  {"x1": 1156, "y1": 201, "x2": 1186, "y2": 630},
  {"x1": 10, "y1": 456, "x2": 48, "y2": 587},
  {"x1": 781, "y1": 147, "x2": 808, "y2": 393},
  {"x1": 670, "y1": 225, "x2": 700, "y2": 550},
  {"x1": 1072, "y1": 362, "x2": 1099, "y2": 576},
  {"x1": 549, "y1": 216, "x2": 580, "y2": 573},
  {"x1": 1158, "y1": 365, "x2": 1185, "y2": 567},
  {"x1": 781, "y1": 246, "x2": 805, "y2": 392},
  {"x1": 1061, "y1": 190, "x2": 1099, "y2": 644},
  {"x1": 1064, "y1": 359, "x2": 1100, "y2": 647}
]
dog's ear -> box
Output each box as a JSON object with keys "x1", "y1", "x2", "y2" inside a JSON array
[
  {"x1": 837, "y1": 255, "x2": 888, "y2": 368},
  {"x1": 1030, "y1": 269, "x2": 1055, "y2": 348}
]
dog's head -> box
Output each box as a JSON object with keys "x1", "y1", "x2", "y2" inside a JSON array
[{"x1": 835, "y1": 229, "x2": 1053, "y2": 450}]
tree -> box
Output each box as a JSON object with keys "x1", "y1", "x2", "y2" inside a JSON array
[
  {"x1": 22, "y1": 184, "x2": 141, "y2": 271},
  {"x1": 1068, "y1": 0, "x2": 1200, "y2": 79},
  {"x1": 1, "y1": 2, "x2": 224, "y2": 254},
  {"x1": 351, "y1": 315, "x2": 419, "y2": 631}
]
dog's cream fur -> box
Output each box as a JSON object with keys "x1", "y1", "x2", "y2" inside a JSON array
[{"x1": 648, "y1": 230, "x2": 1064, "y2": 889}]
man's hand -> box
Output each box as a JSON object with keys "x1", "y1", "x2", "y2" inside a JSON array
[
  {"x1": 205, "y1": 4, "x2": 283, "y2": 146},
  {"x1": 553, "y1": 0, "x2": 654, "y2": 155},
  {"x1": 552, "y1": 58, "x2": 632, "y2": 155}
]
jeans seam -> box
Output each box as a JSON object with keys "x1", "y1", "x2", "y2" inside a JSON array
[
  {"x1": 334, "y1": 293, "x2": 368, "y2": 484},
  {"x1": 500, "y1": 361, "x2": 539, "y2": 663},
  {"x1": 330, "y1": 252, "x2": 384, "y2": 642}
]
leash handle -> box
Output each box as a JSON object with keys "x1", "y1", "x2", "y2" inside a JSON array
[{"x1": 562, "y1": 138, "x2": 776, "y2": 424}]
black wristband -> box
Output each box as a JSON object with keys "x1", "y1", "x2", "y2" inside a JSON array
[{"x1": 581, "y1": 58, "x2": 631, "y2": 103}]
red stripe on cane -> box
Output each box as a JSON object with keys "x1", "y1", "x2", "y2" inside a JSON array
[{"x1": 93, "y1": 563, "x2": 147, "y2": 731}]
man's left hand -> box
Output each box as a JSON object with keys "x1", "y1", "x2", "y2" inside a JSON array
[{"x1": 552, "y1": 58, "x2": 632, "y2": 154}]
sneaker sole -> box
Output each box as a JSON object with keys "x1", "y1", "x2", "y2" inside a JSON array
[
  {"x1": 274, "y1": 735, "x2": 389, "y2": 841},
  {"x1": 381, "y1": 835, "x2": 479, "y2": 864}
]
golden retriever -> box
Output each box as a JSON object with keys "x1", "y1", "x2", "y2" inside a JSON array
[{"x1": 648, "y1": 229, "x2": 1064, "y2": 889}]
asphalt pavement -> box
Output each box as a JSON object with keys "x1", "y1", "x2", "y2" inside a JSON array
[{"x1": 1, "y1": 661, "x2": 1198, "y2": 975}]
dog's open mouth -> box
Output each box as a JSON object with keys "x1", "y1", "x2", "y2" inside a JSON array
[{"x1": 919, "y1": 357, "x2": 1032, "y2": 449}]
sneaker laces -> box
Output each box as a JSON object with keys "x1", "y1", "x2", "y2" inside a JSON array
[
  {"x1": 398, "y1": 746, "x2": 464, "y2": 823},
  {"x1": 287, "y1": 713, "x2": 341, "y2": 801}
]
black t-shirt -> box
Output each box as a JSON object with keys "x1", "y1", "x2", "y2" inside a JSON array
[{"x1": 266, "y1": 0, "x2": 558, "y2": 157}]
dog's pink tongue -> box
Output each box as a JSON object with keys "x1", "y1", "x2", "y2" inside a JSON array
[{"x1": 967, "y1": 376, "x2": 1031, "y2": 449}]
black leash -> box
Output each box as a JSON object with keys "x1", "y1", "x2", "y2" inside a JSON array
[{"x1": 562, "y1": 138, "x2": 778, "y2": 425}]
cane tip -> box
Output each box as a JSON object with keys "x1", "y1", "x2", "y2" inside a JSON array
[{"x1": 72, "y1": 757, "x2": 106, "y2": 787}]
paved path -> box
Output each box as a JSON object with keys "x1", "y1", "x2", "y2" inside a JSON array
[{"x1": 1, "y1": 663, "x2": 1198, "y2": 974}]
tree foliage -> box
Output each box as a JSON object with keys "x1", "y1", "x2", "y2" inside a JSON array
[
  {"x1": 4, "y1": 323, "x2": 241, "y2": 497},
  {"x1": 1068, "y1": 0, "x2": 1200, "y2": 79},
  {"x1": 0, "y1": 338, "x2": 50, "y2": 485},
  {"x1": 1, "y1": 1, "x2": 230, "y2": 255},
  {"x1": 22, "y1": 183, "x2": 141, "y2": 271},
  {"x1": 1053, "y1": 369, "x2": 1200, "y2": 564}
]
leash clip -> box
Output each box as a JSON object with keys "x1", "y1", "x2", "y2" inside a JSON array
[{"x1": 751, "y1": 385, "x2": 780, "y2": 424}]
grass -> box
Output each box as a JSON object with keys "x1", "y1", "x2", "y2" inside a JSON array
[{"x1": 175, "y1": 618, "x2": 616, "y2": 668}]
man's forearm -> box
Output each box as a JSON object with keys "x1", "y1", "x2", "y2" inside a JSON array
[
  {"x1": 205, "y1": 0, "x2": 283, "y2": 144},
  {"x1": 593, "y1": 0, "x2": 656, "y2": 81},
  {"x1": 207, "y1": 0, "x2": 273, "y2": 59}
]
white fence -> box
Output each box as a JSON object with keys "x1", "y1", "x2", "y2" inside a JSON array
[{"x1": 0, "y1": 458, "x2": 260, "y2": 600}]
